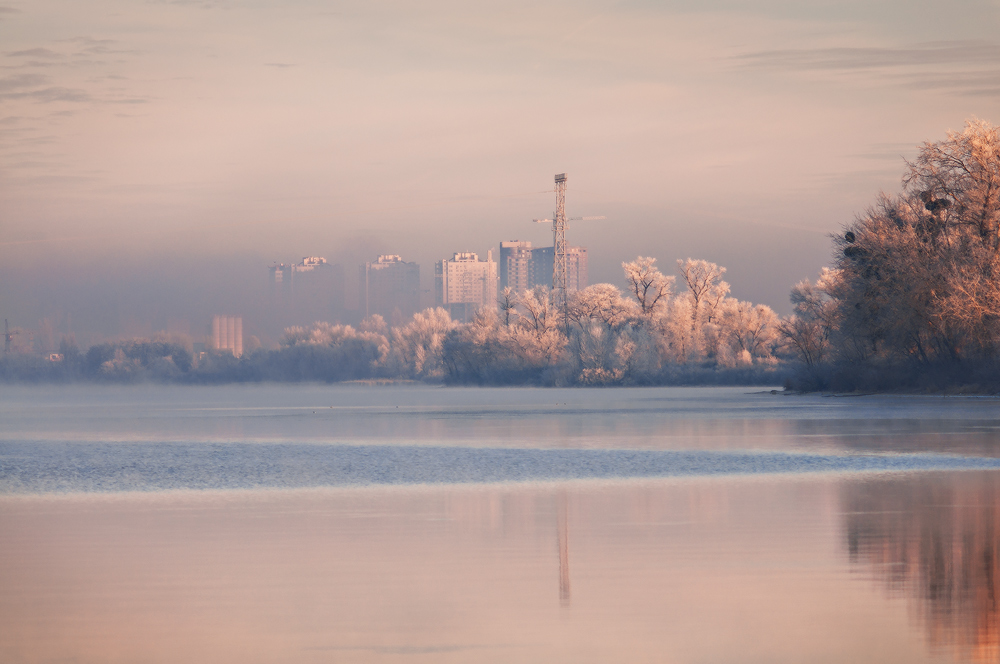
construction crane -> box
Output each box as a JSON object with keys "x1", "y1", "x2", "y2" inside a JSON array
[{"x1": 533, "y1": 173, "x2": 605, "y2": 332}]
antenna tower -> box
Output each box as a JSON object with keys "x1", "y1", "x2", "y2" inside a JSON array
[
  {"x1": 533, "y1": 174, "x2": 605, "y2": 334},
  {"x1": 552, "y1": 173, "x2": 569, "y2": 325}
]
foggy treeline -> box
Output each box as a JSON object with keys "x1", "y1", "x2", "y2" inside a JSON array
[
  {"x1": 0, "y1": 256, "x2": 791, "y2": 386},
  {"x1": 782, "y1": 119, "x2": 1000, "y2": 392}
]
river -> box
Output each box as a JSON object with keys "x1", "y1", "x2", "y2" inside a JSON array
[{"x1": 2, "y1": 384, "x2": 998, "y2": 663}]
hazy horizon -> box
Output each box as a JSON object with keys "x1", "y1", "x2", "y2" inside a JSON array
[{"x1": 3, "y1": 0, "x2": 999, "y2": 346}]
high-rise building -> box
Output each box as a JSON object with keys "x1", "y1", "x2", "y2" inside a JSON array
[
  {"x1": 211, "y1": 315, "x2": 243, "y2": 357},
  {"x1": 499, "y1": 241, "x2": 534, "y2": 293},
  {"x1": 531, "y1": 246, "x2": 588, "y2": 292},
  {"x1": 291, "y1": 257, "x2": 345, "y2": 322},
  {"x1": 268, "y1": 262, "x2": 292, "y2": 298},
  {"x1": 267, "y1": 257, "x2": 345, "y2": 331},
  {"x1": 435, "y1": 251, "x2": 498, "y2": 322},
  {"x1": 497, "y1": 242, "x2": 588, "y2": 293},
  {"x1": 360, "y1": 255, "x2": 420, "y2": 324}
]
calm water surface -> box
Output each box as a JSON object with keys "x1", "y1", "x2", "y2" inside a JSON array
[{"x1": 1, "y1": 384, "x2": 999, "y2": 663}]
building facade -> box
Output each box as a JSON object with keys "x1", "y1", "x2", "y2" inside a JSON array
[
  {"x1": 211, "y1": 315, "x2": 243, "y2": 357},
  {"x1": 360, "y1": 255, "x2": 421, "y2": 324},
  {"x1": 435, "y1": 251, "x2": 498, "y2": 322},
  {"x1": 497, "y1": 242, "x2": 588, "y2": 293},
  {"x1": 267, "y1": 257, "x2": 345, "y2": 331},
  {"x1": 530, "y1": 245, "x2": 589, "y2": 293},
  {"x1": 499, "y1": 241, "x2": 535, "y2": 293}
]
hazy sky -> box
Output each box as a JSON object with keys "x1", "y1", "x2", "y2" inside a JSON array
[{"x1": 2, "y1": 0, "x2": 999, "y2": 340}]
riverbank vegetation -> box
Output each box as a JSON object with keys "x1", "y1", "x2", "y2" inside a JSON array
[{"x1": 783, "y1": 119, "x2": 1000, "y2": 392}]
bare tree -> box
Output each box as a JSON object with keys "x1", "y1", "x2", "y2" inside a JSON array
[
  {"x1": 498, "y1": 287, "x2": 517, "y2": 327},
  {"x1": 509, "y1": 286, "x2": 565, "y2": 363},
  {"x1": 517, "y1": 286, "x2": 555, "y2": 337},
  {"x1": 622, "y1": 256, "x2": 674, "y2": 316},
  {"x1": 676, "y1": 258, "x2": 730, "y2": 356},
  {"x1": 775, "y1": 271, "x2": 842, "y2": 368},
  {"x1": 777, "y1": 315, "x2": 828, "y2": 367},
  {"x1": 567, "y1": 284, "x2": 638, "y2": 329},
  {"x1": 389, "y1": 307, "x2": 457, "y2": 379},
  {"x1": 904, "y1": 118, "x2": 1000, "y2": 252},
  {"x1": 718, "y1": 299, "x2": 779, "y2": 358}
]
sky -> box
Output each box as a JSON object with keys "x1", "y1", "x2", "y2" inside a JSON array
[{"x1": 2, "y1": 0, "x2": 999, "y2": 344}]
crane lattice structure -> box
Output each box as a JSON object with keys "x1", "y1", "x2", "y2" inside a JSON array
[{"x1": 533, "y1": 173, "x2": 604, "y2": 332}]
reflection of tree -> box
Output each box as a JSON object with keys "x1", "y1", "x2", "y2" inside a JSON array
[{"x1": 843, "y1": 473, "x2": 1000, "y2": 663}]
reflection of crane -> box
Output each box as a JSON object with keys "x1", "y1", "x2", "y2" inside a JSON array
[
  {"x1": 4, "y1": 319, "x2": 19, "y2": 355},
  {"x1": 533, "y1": 173, "x2": 605, "y2": 332},
  {"x1": 557, "y1": 492, "x2": 571, "y2": 607}
]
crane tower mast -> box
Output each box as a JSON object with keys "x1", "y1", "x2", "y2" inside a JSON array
[
  {"x1": 533, "y1": 173, "x2": 604, "y2": 334},
  {"x1": 552, "y1": 173, "x2": 569, "y2": 316}
]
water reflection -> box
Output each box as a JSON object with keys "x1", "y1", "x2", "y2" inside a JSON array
[
  {"x1": 843, "y1": 472, "x2": 1000, "y2": 663},
  {"x1": 1, "y1": 479, "x2": 945, "y2": 663},
  {"x1": 557, "y1": 492, "x2": 571, "y2": 606}
]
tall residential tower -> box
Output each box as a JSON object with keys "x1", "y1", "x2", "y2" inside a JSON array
[
  {"x1": 435, "y1": 251, "x2": 498, "y2": 322},
  {"x1": 497, "y1": 242, "x2": 588, "y2": 293},
  {"x1": 360, "y1": 255, "x2": 420, "y2": 324}
]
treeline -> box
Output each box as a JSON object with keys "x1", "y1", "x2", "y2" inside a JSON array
[
  {"x1": 781, "y1": 118, "x2": 1000, "y2": 392},
  {"x1": 0, "y1": 258, "x2": 795, "y2": 386},
  {"x1": 443, "y1": 257, "x2": 788, "y2": 385}
]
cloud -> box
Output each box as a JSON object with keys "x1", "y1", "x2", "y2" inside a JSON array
[
  {"x1": 850, "y1": 143, "x2": 917, "y2": 162},
  {"x1": 264, "y1": 63, "x2": 295, "y2": 68},
  {"x1": 898, "y1": 70, "x2": 1000, "y2": 96},
  {"x1": 735, "y1": 41, "x2": 1000, "y2": 71},
  {"x1": 0, "y1": 6, "x2": 19, "y2": 17},
  {"x1": 0, "y1": 74, "x2": 48, "y2": 92},
  {"x1": 734, "y1": 40, "x2": 1000, "y2": 96},
  {"x1": 0, "y1": 83, "x2": 92, "y2": 103},
  {"x1": 6, "y1": 48, "x2": 64, "y2": 59},
  {"x1": 57, "y1": 36, "x2": 138, "y2": 57}
]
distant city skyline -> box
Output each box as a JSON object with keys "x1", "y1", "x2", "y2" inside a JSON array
[{"x1": 3, "y1": 0, "x2": 998, "y2": 344}]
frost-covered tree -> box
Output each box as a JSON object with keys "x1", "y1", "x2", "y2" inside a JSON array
[
  {"x1": 676, "y1": 259, "x2": 730, "y2": 358},
  {"x1": 517, "y1": 286, "x2": 555, "y2": 337},
  {"x1": 903, "y1": 118, "x2": 1000, "y2": 252},
  {"x1": 563, "y1": 284, "x2": 646, "y2": 383},
  {"x1": 510, "y1": 286, "x2": 565, "y2": 361},
  {"x1": 498, "y1": 287, "x2": 518, "y2": 327},
  {"x1": 276, "y1": 321, "x2": 389, "y2": 380},
  {"x1": 655, "y1": 296, "x2": 694, "y2": 363},
  {"x1": 718, "y1": 299, "x2": 779, "y2": 360},
  {"x1": 623, "y1": 256, "x2": 674, "y2": 317},
  {"x1": 825, "y1": 121, "x2": 1000, "y2": 376},
  {"x1": 777, "y1": 270, "x2": 838, "y2": 367},
  {"x1": 389, "y1": 307, "x2": 457, "y2": 379},
  {"x1": 359, "y1": 314, "x2": 389, "y2": 337},
  {"x1": 568, "y1": 284, "x2": 638, "y2": 330}
]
